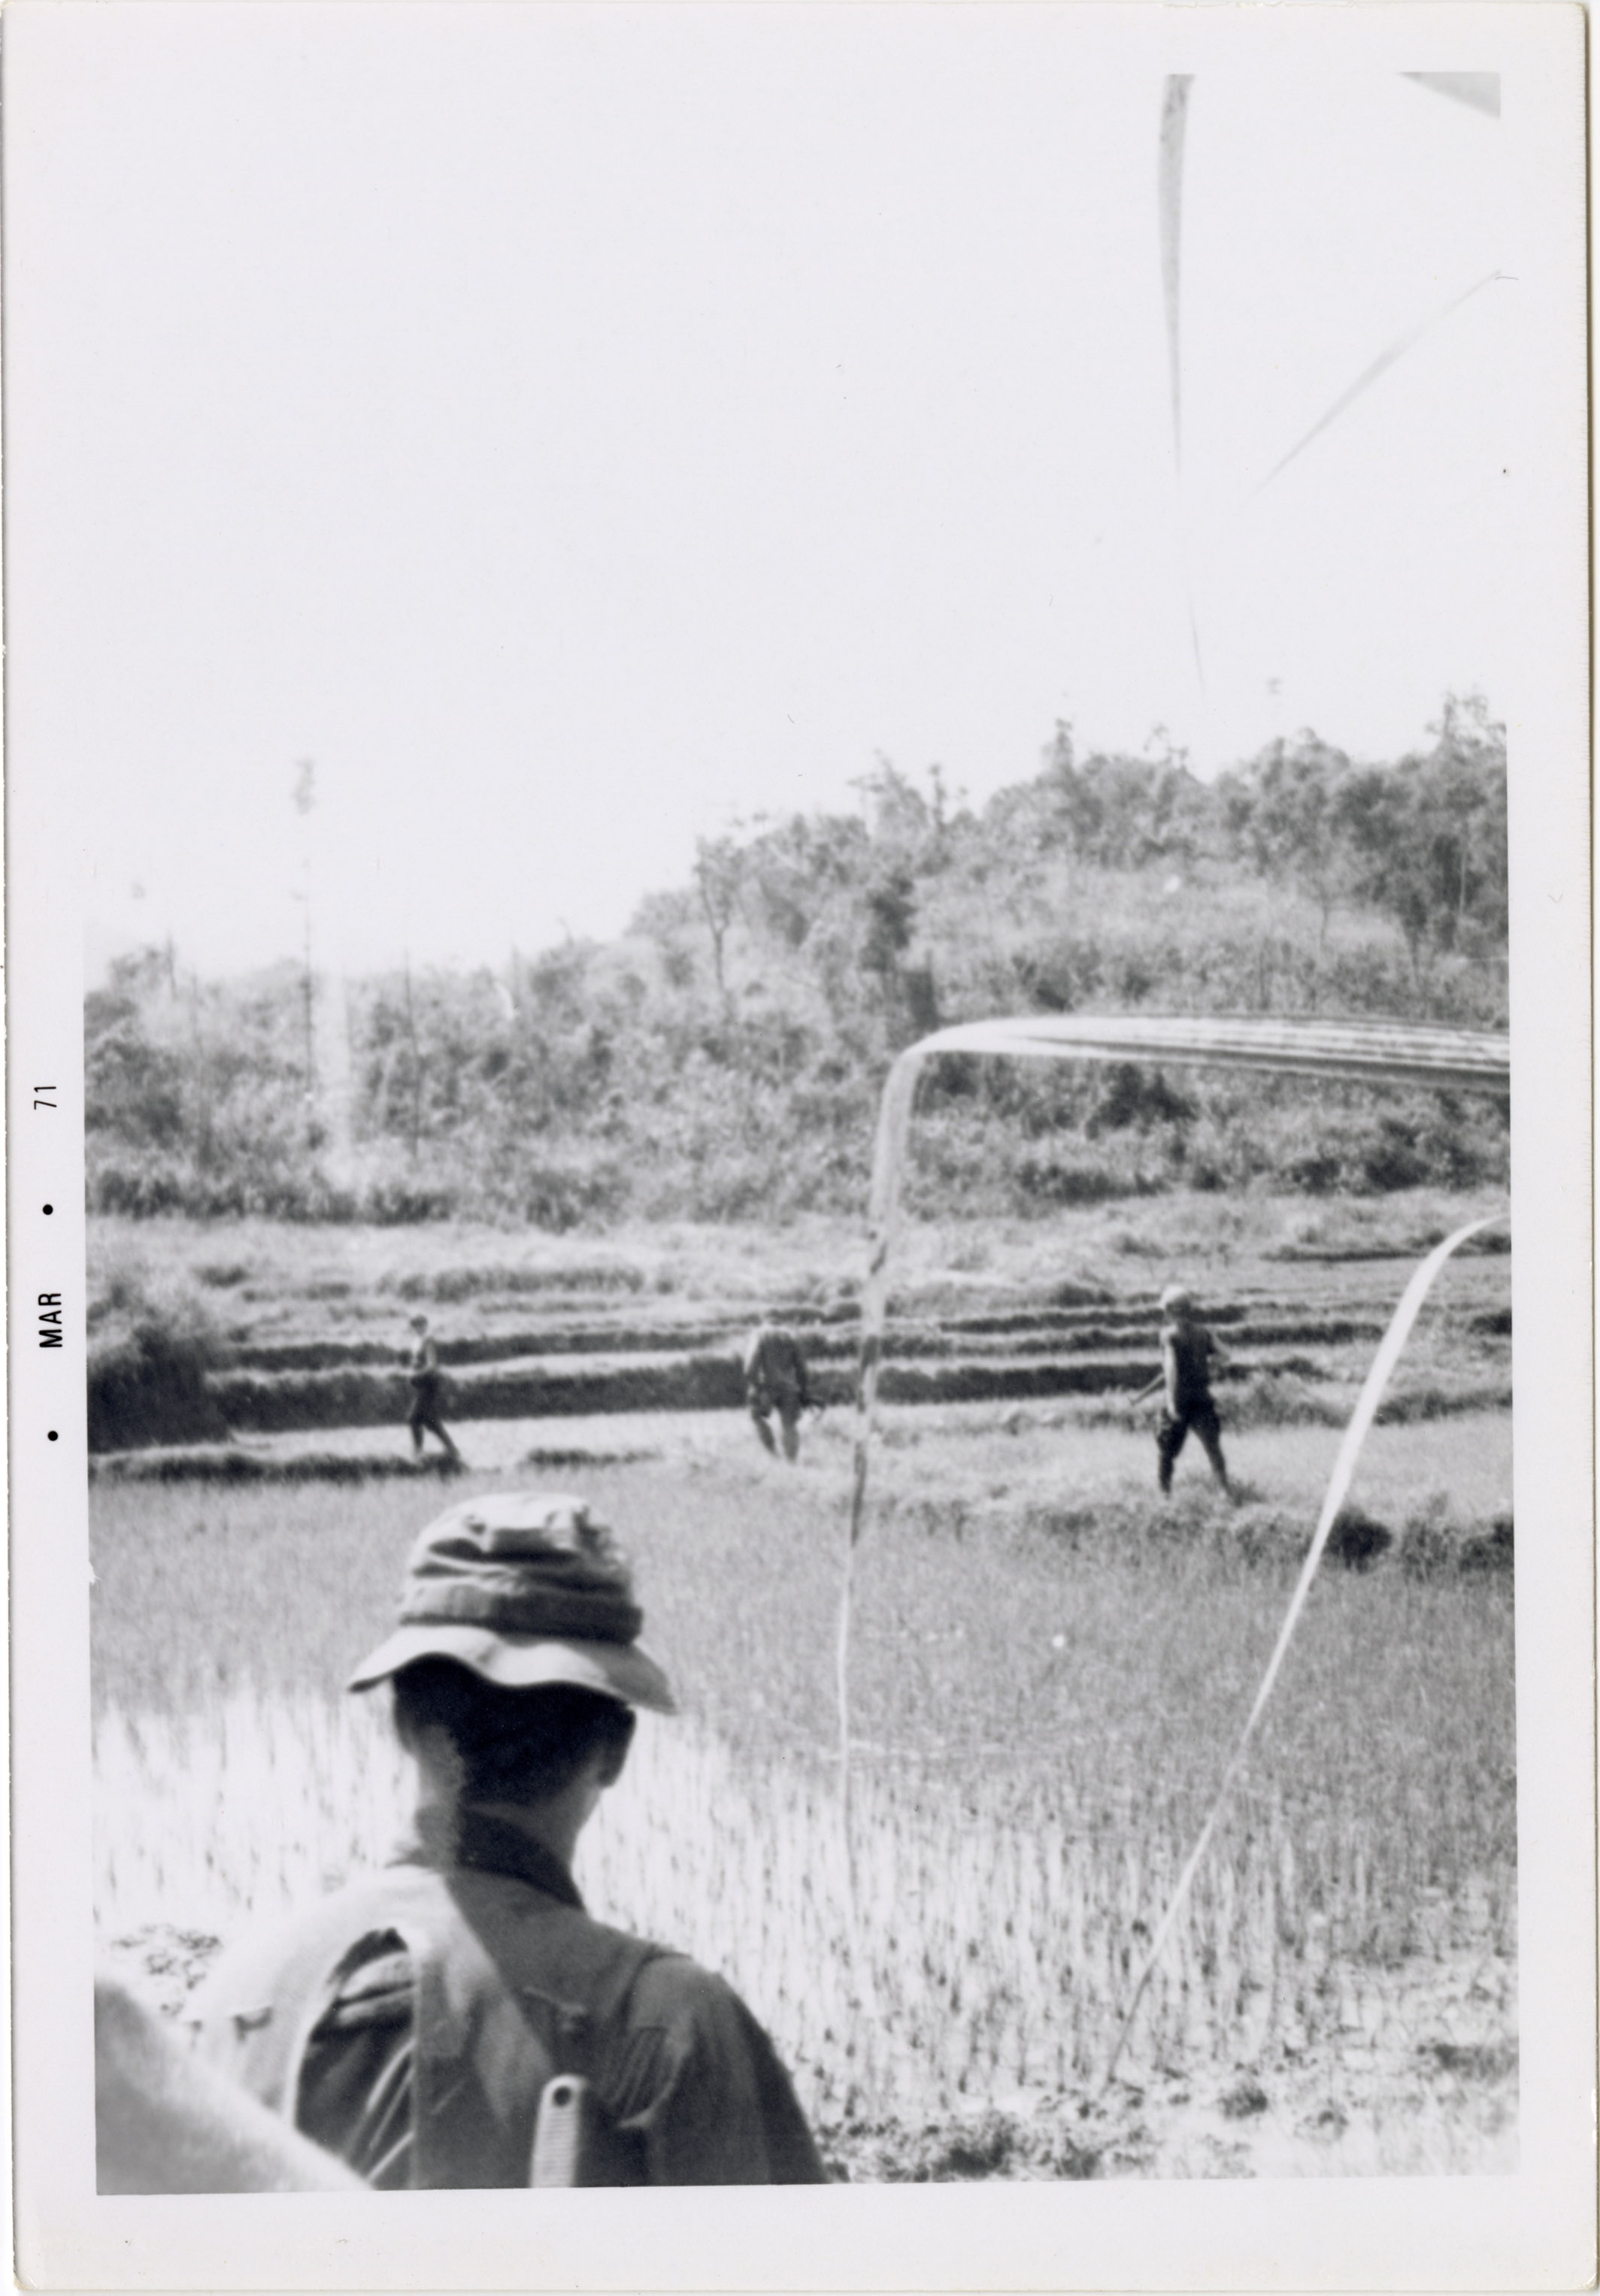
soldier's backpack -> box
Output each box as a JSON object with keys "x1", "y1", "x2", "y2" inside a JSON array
[{"x1": 194, "y1": 1860, "x2": 674, "y2": 2186}]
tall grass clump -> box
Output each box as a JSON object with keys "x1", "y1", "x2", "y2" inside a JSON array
[{"x1": 87, "y1": 1247, "x2": 229, "y2": 1452}]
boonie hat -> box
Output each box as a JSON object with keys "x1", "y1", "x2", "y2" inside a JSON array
[
  {"x1": 1159, "y1": 1283, "x2": 1195, "y2": 1313},
  {"x1": 348, "y1": 1492, "x2": 676, "y2": 1714}
]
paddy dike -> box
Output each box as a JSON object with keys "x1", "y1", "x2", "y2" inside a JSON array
[{"x1": 105, "y1": 1256, "x2": 1511, "y2": 1449}]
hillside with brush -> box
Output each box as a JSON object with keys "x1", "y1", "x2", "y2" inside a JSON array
[{"x1": 86, "y1": 696, "x2": 1508, "y2": 1230}]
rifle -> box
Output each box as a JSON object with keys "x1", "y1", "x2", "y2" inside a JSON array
[{"x1": 529, "y1": 2074, "x2": 642, "y2": 2185}]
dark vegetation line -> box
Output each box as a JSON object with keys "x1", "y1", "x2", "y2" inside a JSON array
[{"x1": 87, "y1": 696, "x2": 1507, "y2": 1231}]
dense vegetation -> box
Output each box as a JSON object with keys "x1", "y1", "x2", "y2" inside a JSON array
[{"x1": 87, "y1": 697, "x2": 1508, "y2": 1226}]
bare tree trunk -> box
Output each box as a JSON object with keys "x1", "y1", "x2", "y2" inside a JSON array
[
  {"x1": 700, "y1": 900, "x2": 728, "y2": 997},
  {"x1": 188, "y1": 973, "x2": 213, "y2": 1171},
  {"x1": 300, "y1": 901, "x2": 317, "y2": 1117},
  {"x1": 402, "y1": 953, "x2": 423, "y2": 1160}
]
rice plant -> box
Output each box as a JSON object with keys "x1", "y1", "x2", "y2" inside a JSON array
[{"x1": 91, "y1": 1422, "x2": 1517, "y2": 2176}]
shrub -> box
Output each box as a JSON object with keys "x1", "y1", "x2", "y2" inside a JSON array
[
  {"x1": 1459, "y1": 1515, "x2": 1514, "y2": 1574},
  {"x1": 1325, "y1": 1504, "x2": 1393, "y2": 1571},
  {"x1": 1227, "y1": 1371, "x2": 1345, "y2": 1430},
  {"x1": 87, "y1": 1259, "x2": 227, "y2": 1453},
  {"x1": 1395, "y1": 1495, "x2": 1514, "y2": 1580}
]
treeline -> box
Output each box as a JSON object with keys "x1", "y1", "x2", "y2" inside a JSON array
[{"x1": 87, "y1": 696, "x2": 1509, "y2": 1226}]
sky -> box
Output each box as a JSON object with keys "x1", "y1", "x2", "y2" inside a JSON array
[{"x1": 8, "y1": 6, "x2": 1510, "y2": 980}]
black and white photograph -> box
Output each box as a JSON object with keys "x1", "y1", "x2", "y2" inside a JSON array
[{"x1": 8, "y1": 3, "x2": 1592, "y2": 2285}]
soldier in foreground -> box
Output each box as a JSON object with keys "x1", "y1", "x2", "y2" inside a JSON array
[
  {"x1": 192, "y1": 1492, "x2": 826, "y2": 2187},
  {"x1": 405, "y1": 1312, "x2": 462, "y2": 1465},
  {"x1": 1130, "y1": 1282, "x2": 1232, "y2": 1496},
  {"x1": 741, "y1": 1313, "x2": 814, "y2": 1462}
]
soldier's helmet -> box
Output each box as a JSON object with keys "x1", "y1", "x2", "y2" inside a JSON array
[
  {"x1": 1159, "y1": 1283, "x2": 1195, "y2": 1315},
  {"x1": 347, "y1": 1492, "x2": 675, "y2": 1714}
]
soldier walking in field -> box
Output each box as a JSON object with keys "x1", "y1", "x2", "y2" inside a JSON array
[
  {"x1": 405, "y1": 1313, "x2": 462, "y2": 1465},
  {"x1": 1130, "y1": 1283, "x2": 1232, "y2": 1496},
  {"x1": 741, "y1": 1313, "x2": 813, "y2": 1463},
  {"x1": 190, "y1": 1492, "x2": 827, "y2": 2187}
]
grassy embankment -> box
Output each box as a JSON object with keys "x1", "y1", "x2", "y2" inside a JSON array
[
  {"x1": 87, "y1": 1186, "x2": 1511, "y2": 1458},
  {"x1": 91, "y1": 1186, "x2": 1509, "y2": 1325}
]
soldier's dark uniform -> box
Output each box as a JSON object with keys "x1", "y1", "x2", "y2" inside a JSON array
[
  {"x1": 405, "y1": 1320, "x2": 460, "y2": 1462},
  {"x1": 1152, "y1": 1286, "x2": 1229, "y2": 1495},
  {"x1": 191, "y1": 1495, "x2": 826, "y2": 2188},
  {"x1": 742, "y1": 1322, "x2": 811, "y2": 1462}
]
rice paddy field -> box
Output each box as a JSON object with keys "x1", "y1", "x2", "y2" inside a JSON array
[{"x1": 90, "y1": 1198, "x2": 1517, "y2": 2182}]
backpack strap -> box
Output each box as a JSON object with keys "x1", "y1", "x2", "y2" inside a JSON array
[
  {"x1": 196, "y1": 1859, "x2": 679, "y2": 2188},
  {"x1": 433, "y1": 1867, "x2": 674, "y2": 2182}
]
